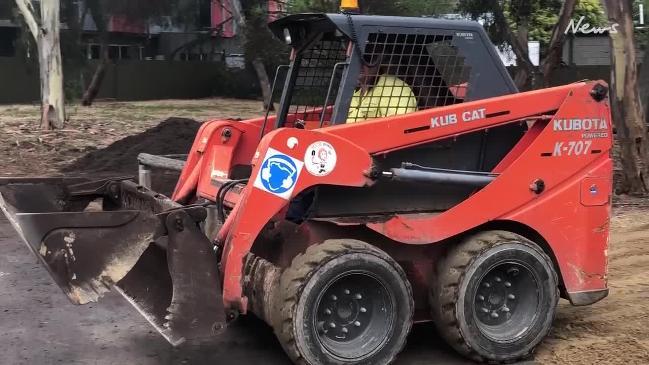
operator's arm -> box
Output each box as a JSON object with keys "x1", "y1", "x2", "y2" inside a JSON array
[
  {"x1": 347, "y1": 89, "x2": 365, "y2": 123},
  {"x1": 347, "y1": 89, "x2": 381, "y2": 123}
]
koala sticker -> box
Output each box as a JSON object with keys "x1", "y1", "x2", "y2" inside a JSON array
[{"x1": 253, "y1": 148, "x2": 304, "y2": 200}]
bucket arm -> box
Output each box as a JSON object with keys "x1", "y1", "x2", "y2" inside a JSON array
[{"x1": 218, "y1": 128, "x2": 373, "y2": 310}]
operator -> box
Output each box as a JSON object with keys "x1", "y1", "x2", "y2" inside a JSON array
[{"x1": 346, "y1": 60, "x2": 418, "y2": 123}]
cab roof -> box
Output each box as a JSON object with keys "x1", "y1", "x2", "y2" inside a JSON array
[{"x1": 269, "y1": 13, "x2": 486, "y2": 42}]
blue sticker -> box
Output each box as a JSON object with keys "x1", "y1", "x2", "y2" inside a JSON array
[
  {"x1": 259, "y1": 154, "x2": 298, "y2": 194},
  {"x1": 254, "y1": 147, "x2": 304, "y2": 199}
]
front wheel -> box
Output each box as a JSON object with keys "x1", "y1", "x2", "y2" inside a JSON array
[
  {"x1": 431, "y1": 230, "x2": 559, "y2": 363},
  {"x1": 273, "y1": 239, "x2": 413, "y2": 365}
]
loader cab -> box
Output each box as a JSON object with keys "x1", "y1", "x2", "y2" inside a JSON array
[
  {"x1": 268, "y1": 14, "x2": 528, "y2": 216},
  {"x1": 268, "y1": 13, "x2": 518, "y2": 127}
]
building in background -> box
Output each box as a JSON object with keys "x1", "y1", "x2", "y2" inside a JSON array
[
  {"x1": 0, "y1": 0, "x2": 267, "y2": 104},
  {"x1": 0, "y1": 2, "x2": 18, "y2": 57},
  {"x1": 561, "y1": 34, "x2": 646, "y2": 66},
  {"x1": 0, "y1": 0, "x2": 286, "y2": 66},
  {"x1": 561, "y1": 3, "x2": 646, "y2": 66}
]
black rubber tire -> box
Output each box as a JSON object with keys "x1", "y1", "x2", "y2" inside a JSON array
[
  {"x1": 273, "y1": 239, "x2": 414, "y2": 365},
  {"x1": 430, "y1": 230, "x2": 559, "y2": 363}
]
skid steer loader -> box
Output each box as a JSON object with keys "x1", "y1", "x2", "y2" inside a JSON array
[{"x1": 0, "y1": 11, "x2": 612, "y2": 365}]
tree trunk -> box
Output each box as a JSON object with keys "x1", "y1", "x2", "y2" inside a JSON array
[
  {"x1": 232, "y1": 0, "x2": 275, "y2": 111},
  {"x1": 638, "y1": 47, "x2": 649, "y2": 126},
  {"x1": 40, "y1": 1, "x2": 65, "y2": 129},
  {"x1": 82, "y1": 0, "x2": 108, "y2": 106},
  {"x1": 230, "y1": 0, "x2": 274, "y2": 111},
  {"x1": 252, "y1": 57, "x2": 274, "y2": 112},
  {"x1": 514, "y1": 19, "x2": 530, "y2": 89},
  {"x1": 541, "y1": 0, "x2": 578, "y2": 88},
  {"x1": 603, "y1": 0, "x2": 649, "y2": 195},
  {"x1": 16, "y1": 0, "x2": 66, "y2": 130},
  {"x1": 82, "y1": 45, "x2": 108, "y2": 106}
]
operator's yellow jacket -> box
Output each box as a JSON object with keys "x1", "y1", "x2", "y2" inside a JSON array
[{"x1": 347, "y1": 75, "x2": 418, "y2": 123}]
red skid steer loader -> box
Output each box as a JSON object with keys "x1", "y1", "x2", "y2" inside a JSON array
[{"x1": 0, "y1": 12, "x2": 612, "y2": 365}]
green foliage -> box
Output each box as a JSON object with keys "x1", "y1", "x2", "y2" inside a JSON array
[
  {"x1": 513, "y1": 1, "x2": 560, "y2": 47},
  {"x1": 358, "y1": 0, "x2": 416, "y2": 15},
  {"x1": 288, "y1": 0, "x2": 458, "y2": 16},
  {"x1": 288, "y1": 0, "x2": 338, "y2": 13},
  {"x1": 459, "y1": 0, "x2": 605, "y2": 50},
  {"x1": 241, "y1": 0, "x2": 290, "y2": 69},
  {"x1": 574, "y1": 0, "x2": 607, "y2": 27}
]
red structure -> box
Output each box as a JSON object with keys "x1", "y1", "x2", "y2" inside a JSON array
[
  {"x1": 108, "y1": 14, "x2": 146, "y2": 34},
  {"x1": 211, "y1": 0, "x2": 287, "y2": 36},
  {"x1": 211, "y1": 0, "x2": 236, "y2": 37},
  {"x1": 268, "y1": 0, "x2": 286, "y2": 22}
]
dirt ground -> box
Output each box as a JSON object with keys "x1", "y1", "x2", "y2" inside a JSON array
[
  {"x1": 0, "y1": 98, "x2": 262, "y2": 176},
  {"x1": 535, "y1": 203, "x2": 649, "y2": 364},
  {"x1": 1, "y1": 99, "x2": 649, "y2": 364}
]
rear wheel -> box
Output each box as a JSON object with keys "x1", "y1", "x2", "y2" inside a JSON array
[
  {"x1": 431, "y1": 230, "x2": 558, "y2": 363},
  {"x1": 273, "y1": 239, "x2": 413, "y2": 365}
]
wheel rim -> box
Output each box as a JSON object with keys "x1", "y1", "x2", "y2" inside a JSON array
[
  {"x1": 313, "y1": 271, "x2": 395, "y2": 360},
  {"x1": 473, "y1": 261, "x2": 541, "y2": 342}
]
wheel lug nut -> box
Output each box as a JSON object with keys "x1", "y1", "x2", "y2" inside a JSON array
[
  {"x1": 354, "y1": 294, "x2": 362, "y2": 300},
  {"x1": 324, "y1": 308, "x2": 332, "y2": 315},
  {"x1": 494, "y1": 276, "x2": 502, "y2": 282},
  {"x1": 477, "y1": 295, "x2": 485, "y2": 301},
  {"x1": 502, "y1": 307, "x2": 510, "y2": 313},
  {"x1": 360, "y1": 307, "x2": 367, "y2": 313},
  {"x1": 504, "y1": 282, "x2": 512, "y2": 288},
  {"x1": 508, "y1": 294, "x2": 515, "y2": 300},
  {"x1": 481, "y1": 307, "x2": 489, "y2": 313},
  {"x1": 329, "y1": 323, "x2": 336, "y2": 328},
  {"x1": 344, "y1": 289, "x2": 350, "y2": 295},
  {"x1": 490, "y1": 312, "x2": 499, "y2": 319},
  {"x1": 354, "y1": 321, "x2": 361, "y2": 327},
  {"x1": 331, "y1": 295, "x2": 337, "y2": 301},
  {"x1": 483, "y1": 282, "x2": 491, "y2": 288},
  {"x1": 342, "y1": 327, "x2": 348, "y2": 334}
]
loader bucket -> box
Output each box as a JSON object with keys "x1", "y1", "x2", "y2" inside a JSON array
[{"x1": 0, "y1": 178, "x2": 226, "y2": 345}]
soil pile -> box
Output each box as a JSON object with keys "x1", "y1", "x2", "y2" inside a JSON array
[{"x1": 63, "y1": 117, "x2": 200, "y2": 174}]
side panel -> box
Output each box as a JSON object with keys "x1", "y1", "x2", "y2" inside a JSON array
[
  {"x1": 504, "y1": 158, "x2": 611, "y2": 294},
  {"x1": 365, "y1": 82, "x2": 612, "y2": 296}
]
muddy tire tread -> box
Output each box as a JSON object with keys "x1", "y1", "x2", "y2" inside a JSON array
[
  {"x1": 273, "y1": 239, "x2": 413, "y2": 365},
  {"x1": 430, "y1": 230, "x2": 558, "y2": 364}
]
